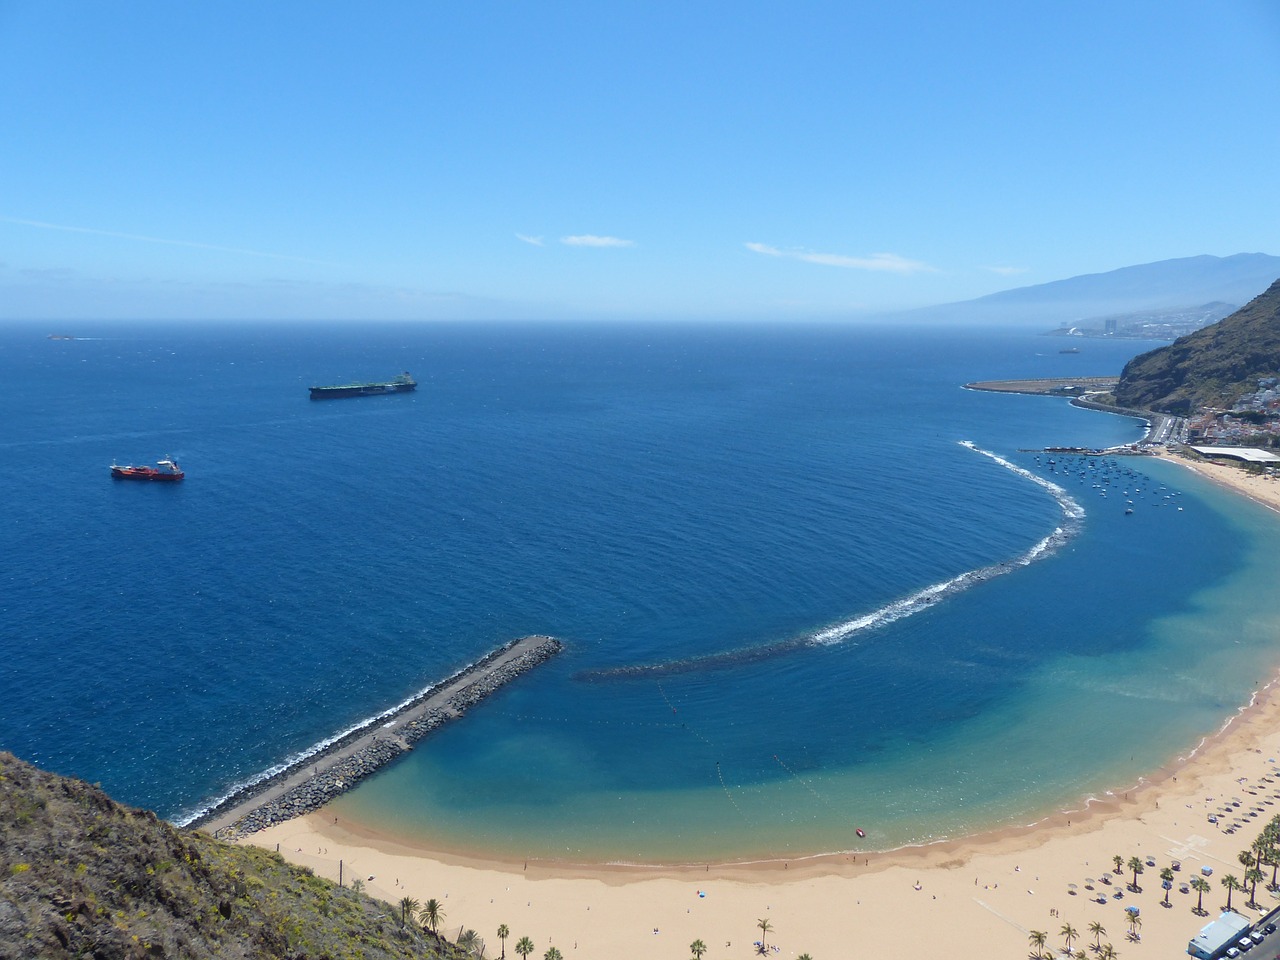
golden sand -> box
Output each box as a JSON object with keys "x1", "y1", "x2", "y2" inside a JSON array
[{"x1": 246, "y1": 452, "x2": 1280, "y2": 958}]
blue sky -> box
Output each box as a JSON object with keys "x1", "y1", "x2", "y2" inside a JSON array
[{"x1": 2, "y1": 1, "x2": 1278, "y2": 321}]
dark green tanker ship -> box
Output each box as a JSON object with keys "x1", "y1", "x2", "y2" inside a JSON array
[{"x1": 308, "y1": 372, "x2": 416, "y2": 400}]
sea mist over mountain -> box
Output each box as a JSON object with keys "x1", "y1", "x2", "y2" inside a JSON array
[{"x1": 894, "y1": 253, "x2": 1280, "y2": 328}]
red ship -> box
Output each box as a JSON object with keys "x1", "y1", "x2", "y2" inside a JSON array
[{"x1": 110, "y1": 458, "x2": 184, "y2": 481}]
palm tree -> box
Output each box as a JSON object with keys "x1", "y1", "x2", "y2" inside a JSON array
[
  {"x1": 690, "y1": 939, "x2": 708, "y2": 959},
  {"x1": 757, "y1": 918, "x2": 773, "y2": 952},
  {"x1": 1191, "y1": 876, "x2": 1211, "y2": 915},
  {"x1": 1160, "y1": 866, "x2": 1175, "y2": 905},
  {"x1": 543, "y1": 948, "x2": 562, "y2": 960},
  {"x1": 1099, "y1": 944, "x2": 1118, "y2": 960},
  {"x1": 1222, "y1": 873, "x2": 1241, "y2": 912},
  {"x1": 457, "y1": 929, "x2": 484, "y2": 958},
  {"x1": 497, "y1": 924, "x2": 510, "y2": 959},
  {"x1": 1088, "y1": 920, "x2": 1106, "y2": 950},
  {"x1": 1264, "y1": 843, "x2": 1280, "y2": 889},
  {"x1": 1126, "y1": 914, "x2": 1141, "y2": 941},
  {"x1": 797, "y1": 955, "x2": 813, "y2": 960},
  {"x1": 1126, "y1": 855, "x2": 1144, "y2": 892},
  {"x1": 398, "y1": 896, "x2": 420, "y2": 929},
  {"x1": 1246, "y1": 867, "x2": 1265, "y2": 908},
  {"x1": 1112, "y1": 854, "x2": 1124, "y2": 875},
  {"x1": 1060, "y1": 922, "x2": 1078, "y2": 953},
  {"x1": 418, "y1": 898, "x2": 444, "y2": 935},
  {"x1": 515, "y1": 936, "x2": 535, "y2": 960},
  {"x1": 1028, "y1": 930, "x2": 1048, "y2": 958},
  {"x1": 1239, "y1": 849, "x2": 1256, "y2": 874},
  {"x1": 1251, "y1": 837, "x2": 1269, "y2": 870}
]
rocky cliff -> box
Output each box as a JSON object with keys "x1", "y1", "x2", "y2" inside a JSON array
[
  {"x1": 0, "y1": 752, "x2": 459, "y2": 960},
  {"x1": 1114, "y1": 278, "x2": 1280, "y2": 414}
]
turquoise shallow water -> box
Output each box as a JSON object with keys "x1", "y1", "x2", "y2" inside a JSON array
[
  {"x1": 335, "y1": 457, "x2": 1280, "y2": 862},
  {"x1": 3, "y1": 320, "x2": 1278, "y2": 863}
]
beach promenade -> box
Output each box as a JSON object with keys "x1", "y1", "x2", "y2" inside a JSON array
[
  {"x1": 240, "y1": 453, "x2": 1280, "y2": 959},
  {"x1": 199, "y1": 634, "x2": 561, "y2": 839}
]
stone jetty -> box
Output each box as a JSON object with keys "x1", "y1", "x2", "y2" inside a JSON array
[{"x1": 194, "y1": 635, "x2": 562, "y2": 839}]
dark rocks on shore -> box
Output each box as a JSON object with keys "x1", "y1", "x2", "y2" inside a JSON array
[{"x1": 206, "y1": 636, "x2": 562, "y2": 839}]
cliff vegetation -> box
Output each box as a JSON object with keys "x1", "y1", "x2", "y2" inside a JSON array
[
  {"x1": 0, "y1": 752, "x2": 465, "y2": 960},
  {"x1": 1115, "y1": 278, "x2": 1280, "y2": 415}
]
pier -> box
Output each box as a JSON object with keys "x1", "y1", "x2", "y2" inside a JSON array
[
  {"x1": 194, "y1": 635, "x2": 562, "y2": 839},
  {"x1": 962, "y1": 375, "x2": 1119, "y2": 396},
  {"x1": 965, "y1": 377, "x2": 1184, "y2": 448}
]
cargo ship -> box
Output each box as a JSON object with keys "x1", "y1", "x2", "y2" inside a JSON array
[
  {"x1": 308, "y1": 372, "x2": 417, "y2": 400},
  {"x1": 110, "y1": 458, "x2": 184, "y2": 481}
]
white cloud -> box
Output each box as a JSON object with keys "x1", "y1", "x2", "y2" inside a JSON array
[
  {"x1": 746, "y1": 242, "x2": 932, "y2": 274},
  {"x1": 561, "y1": 234, "x2": 634, "y2": 248},
  {"x1": 984, "y1": 265, "x2": 1029, "y2": 276},
  {"x1": 516, "y1": 233, "x2": 545, "y2": 247},
  {"x1": 0, "y1": 215, "x2": 341, "y2": 266}
]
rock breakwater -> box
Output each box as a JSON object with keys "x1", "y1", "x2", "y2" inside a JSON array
[{"x1": 195, "y1": 635, "x2": 562, "y2": 839}]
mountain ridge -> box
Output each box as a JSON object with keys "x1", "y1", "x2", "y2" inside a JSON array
[{"x1": 895, "y1": 253, "x2": 1280, "y2": 326}]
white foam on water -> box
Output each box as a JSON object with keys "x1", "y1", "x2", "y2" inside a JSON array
[{"x1": 806, "y1": 442, "x2": 1083, "y2": 646}]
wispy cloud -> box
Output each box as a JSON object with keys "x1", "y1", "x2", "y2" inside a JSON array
[
  {"x1": 515, "y1": 233, "x2": 545, "y2": 247},
  {"x1": 984, "y1": 265, "x2": 1029, "y2": 276},
  {"x1": 0, "y1": 216, "x2": 341, "y2": 266},
  {"x1": 561, "y1": 234, "x2": 634, "y2": 248},
  {"x1": 745, "y1": 242, "x2": 932, "y2": 274}
]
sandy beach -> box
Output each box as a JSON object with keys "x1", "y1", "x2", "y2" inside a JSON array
[
  {"x1": 245, "y1": 452, "x2": 1280, "y2": 959},
  {"x1": 1155, "y1": 449, "x2": 1280, "y2": 516}
]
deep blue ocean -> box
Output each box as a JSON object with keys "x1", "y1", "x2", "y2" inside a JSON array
[{"x1": 5, "y1": 319, "x2": 1280, "y2": 863}]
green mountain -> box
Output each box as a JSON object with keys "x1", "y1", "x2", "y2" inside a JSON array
[
  {"x1": 0, "y1": 752, "x2": 464, "y2": 960},
  {"x1": 1114, "y1": 278, "x2": 1280, "y2": 415}
]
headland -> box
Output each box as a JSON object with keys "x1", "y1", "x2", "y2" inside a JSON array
[{"x1": 963, "y1": 375, "x2": 1119, "y2": 397}]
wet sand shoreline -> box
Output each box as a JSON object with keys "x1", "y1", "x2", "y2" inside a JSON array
[{"x1": 242, "y1": 451, "x2": 1280, "y2": 957}]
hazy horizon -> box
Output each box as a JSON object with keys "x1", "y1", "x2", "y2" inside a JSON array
[{"x1": 3, "y1": 2, "x2": 1279, "y2": 322}]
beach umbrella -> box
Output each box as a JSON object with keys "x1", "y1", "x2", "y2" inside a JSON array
[
  {"x1": 1201, "y1": 866, "x2": 1214, "y2": 876},
  {"x1": 1125, "y1": 906, "x2": 1140, "y2": 915}
]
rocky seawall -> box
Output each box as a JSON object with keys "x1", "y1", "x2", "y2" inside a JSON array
[{"x1": 195, "y1": 635, "x2": 562, "y2": 839}]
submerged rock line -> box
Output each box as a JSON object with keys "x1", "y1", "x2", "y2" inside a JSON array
[{"x1": 578, "y1": 442, "x2": 1082, "y2": 682}]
